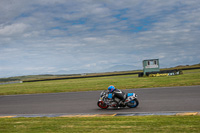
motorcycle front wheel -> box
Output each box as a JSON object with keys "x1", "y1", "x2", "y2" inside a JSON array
[
  {"x1": 127, "y1": 98, "x2": 139, "y2": 108},
  {"x1": 97, "y1": 101, "x2": 108, "y2": 109}
]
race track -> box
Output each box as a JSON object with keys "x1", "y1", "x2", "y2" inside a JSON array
[{"x1": 0, "y1": 86, "x2": 200, "y2": 115}]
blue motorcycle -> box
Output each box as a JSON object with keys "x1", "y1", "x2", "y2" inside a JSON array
[{"x1": 97, "y1": 90, "x2": 139, "y2": 109}]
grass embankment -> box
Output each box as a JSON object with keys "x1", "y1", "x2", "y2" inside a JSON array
[
  {"x1": 1, "y1": 116, "x2": 200, "y2": 133},
  {"x1": 0, "y1": 69, "x2": 200, "y2": 95}
]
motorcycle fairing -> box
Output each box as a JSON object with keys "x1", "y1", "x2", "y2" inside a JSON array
[
  {"x1": 108, "y1": 93, "x2": 112, "y2": 99},
  {"x1": 127, "y1": 93, "x2": 133, "y2": 97},
  {"x1": 126, "y1": 93, "x2": 136, "y2": 102}
]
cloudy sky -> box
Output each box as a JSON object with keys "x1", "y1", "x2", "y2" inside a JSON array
[{"x1": 0, "y1": 0, "x2": 200, "y2": 78}]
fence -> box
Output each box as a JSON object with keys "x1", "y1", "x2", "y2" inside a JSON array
[{"x1": 0, "y1": 81, "x2": 23, "y2": 85}]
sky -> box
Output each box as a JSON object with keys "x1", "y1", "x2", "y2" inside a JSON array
[{"x1": 0, "y1": 0, "x2": 200, "y2": 78}]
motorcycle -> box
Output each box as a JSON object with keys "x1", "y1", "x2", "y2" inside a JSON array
[{"x1": 97, "y1": 90, "x2": 139, "y2": 109}]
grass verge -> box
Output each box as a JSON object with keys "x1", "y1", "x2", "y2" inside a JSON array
[
  {"x1": 0, "y1": 69, "x2": 200, "y2": 95},
  {"x1": 0, "y1": 116, "x2": 200, "y2": 133}
]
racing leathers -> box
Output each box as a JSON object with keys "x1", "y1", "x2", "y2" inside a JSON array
[{"x1": 109, "y1": 89, "x2": 126, "y2": 106}]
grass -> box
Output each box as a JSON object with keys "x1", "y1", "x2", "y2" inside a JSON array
[
  {"x1": 0, "y1": 69, "x2": 200, "y2": 95},
  {"x1": 1, "y1": 69, "x2": 200, "y2": 133},
  {"x1": 0, "y1": 116, "x2": 200, "y2": 133}
]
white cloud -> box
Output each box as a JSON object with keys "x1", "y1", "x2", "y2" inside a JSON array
[{"x1": 0, "y1": 23, "x2": 29, "y2": 36}]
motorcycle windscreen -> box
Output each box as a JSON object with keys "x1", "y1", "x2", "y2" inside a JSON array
[
  {"x1": 108, "y1": 93, "x2": 112, "y2": 99},
  {"x1": 127, "y1": 93, "x2": 133, "y2": 97}
]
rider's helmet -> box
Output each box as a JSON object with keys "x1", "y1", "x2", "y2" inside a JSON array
[{"x1": 108, "y1": 85, "x2": 115, "y2": 93}]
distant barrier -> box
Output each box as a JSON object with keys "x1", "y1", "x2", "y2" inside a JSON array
[
  {"x1": 5, "y1": 66, "x2": 199, "y2": 83},
  {"x1": 23, "y1": 72, "x2": 140, "y2": 82},
  {"x1": 0, "y1": 81, "x2": 23, "y2": 85},
  {"x1": 139, "y1": 67, "x2": 200, "y2": 77}
]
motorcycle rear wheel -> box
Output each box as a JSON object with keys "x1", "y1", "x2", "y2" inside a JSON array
[
  {"x1": 127, "y1": 98, "x2": 139, "y2": 108},
  {"x1": 97, "y1": 101, "x2": 109, "y2": 109}
]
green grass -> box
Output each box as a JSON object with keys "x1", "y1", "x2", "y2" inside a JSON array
[
  {"x1": 1, "y1": 69, "x2": 200, "y2": 133},
  {"x1": 0, "y1": 116, "x2": 200, "y2": 133},
  {"x1": 0, "y1": 69, "x2": 200, "y2": 95}
]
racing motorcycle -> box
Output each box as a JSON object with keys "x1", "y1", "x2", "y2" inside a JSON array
[{"x1": 97, "y1": 90, "x2": 139, "y2": 109}]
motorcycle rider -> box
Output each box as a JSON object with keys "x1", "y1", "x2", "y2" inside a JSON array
[{"x1": 107, "y1": 85, "x2": 126, "y2": 106}]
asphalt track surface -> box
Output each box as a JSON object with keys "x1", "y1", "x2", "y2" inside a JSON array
[{"x1": 0, "y1": 86, "x2": 200, "y2": 115}]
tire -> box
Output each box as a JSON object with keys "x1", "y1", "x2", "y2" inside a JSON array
[
  {"x1": 127, "y1": 98, "x2": 139, "y2": 108},
  {"x1": 97, "y1": 101, "x2": 108, "y2": 109}
]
